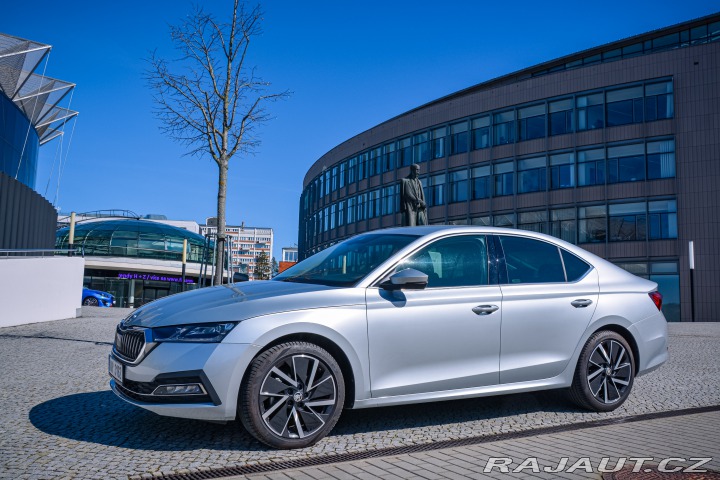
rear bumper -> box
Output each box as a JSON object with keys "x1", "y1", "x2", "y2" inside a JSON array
[{"x1": 630, "y1": 311, "x2": 669, "y2": 377}]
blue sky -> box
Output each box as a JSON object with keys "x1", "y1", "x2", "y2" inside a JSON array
[{"x1": 1, "y1": 1, "x2": 716, "y2": 256}]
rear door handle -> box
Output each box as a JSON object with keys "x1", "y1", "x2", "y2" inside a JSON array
[
  {"x1": 571, "y1": 299, "x2": 593, "y2": 308},
  {"x1": 472, "y1": 305, "x2": 499, "y2": 315}
]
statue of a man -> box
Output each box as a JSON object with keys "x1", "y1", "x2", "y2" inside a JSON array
[{"x1": 400, "y1": 164, "x2": 427, "y2": 226}]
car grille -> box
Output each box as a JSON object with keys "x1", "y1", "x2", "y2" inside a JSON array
[{"x1": 114, "y1": 327, "x2": 145, "y2": 362}]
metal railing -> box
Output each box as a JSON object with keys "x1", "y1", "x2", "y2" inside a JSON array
[{"x1": 0, "y1": 248, "x2": 80, "y2": 258}]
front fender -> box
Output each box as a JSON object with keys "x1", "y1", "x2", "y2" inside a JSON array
[{"x1": 223, "y1": 305, "x2": 370, "y2": 404}]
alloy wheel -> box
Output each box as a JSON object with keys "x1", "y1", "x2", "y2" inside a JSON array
[
  {"x1": 586, "y1": 339, "x2": 632, "y2": 404},
  {"x1": 259, "y1": 354, "x2": 337, "y2": 439}
]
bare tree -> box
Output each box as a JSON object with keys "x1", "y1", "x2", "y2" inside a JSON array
[{"x1": 147, "y1": 1, "x2": 288, "y2": 284}]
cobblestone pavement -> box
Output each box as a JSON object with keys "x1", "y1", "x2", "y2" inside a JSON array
[
  {"x1": 229, "y1": 410, "x2": 720, "y2": 480},
  {"x1": 0, "y1": 308, "x2": 718, "y2": 479}
]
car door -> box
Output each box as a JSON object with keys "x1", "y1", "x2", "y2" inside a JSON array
[
  {"x1": 366, "y1": 234, "x2": 502, "y2": 398},
  {"x1": 495, "y1": 234, "x2": 599, "y2": 384}
]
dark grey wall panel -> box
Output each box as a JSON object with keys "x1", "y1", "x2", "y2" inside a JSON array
[{"x1": 0, "y1": 172, "x2": 56, "y2": 250}]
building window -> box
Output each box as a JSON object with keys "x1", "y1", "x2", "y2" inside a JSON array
[
  {"x1": 357, "y1": 152, "x2": 368, "y2": 181},
  {"x1": 471, "y1": 165, "x2": 491, "y2": 200},
  {"x1": 381, "y1": 185, "x2": 397, "y2": 215},
  {"x1": 339, "y1": 162, "x2": 346, "y2": 188},
  {"x1": 449, "y1": 169, "x2": 468, "y2": 203},
  {"x1": 518, "y1": 104, "x2": 546, "y2": 141},
  {"x1": 348, "y1": 157, "x2": 357, "y2": 184},
  {"x1": 450, "y1": 121, "x2": 469, "y2": 154},
  {"x1": 578, "y1": 147, "x2": 605, "y2": 187},
  {"x1": 549, "y1": 98, "x2": 573, "y2": 136},
  {"x1": 647, "y1": 138, "x2": 675, "y2": 179},
  {"x1": 471, "y1": 216, "x2": 491, "y2": 226},
  {"x1": 517, "y1": 156, "x2": 547, "y2": 194},
  {"x1": 331, "y1": 166, "x2": 338, "y2": 192},
  {"x1": 609, "y1": 202, "x2": 646, "y2": 241},
  {"x1": 471, "y1": 116, "x2": 490, "y2": 149},
  {"x1": 577, "y1": 93, "x2": 604, "y2": 130},
  {"x1": 347, "y1": 196, "x2": 356, "y2": 223},
  {"x1": 337, "y1": 200, "x2": 345, "y2": 226},
  {"x1": 493, "y1": 213, "x2": 515, "y2": 228},
  {"x1": 579, "y1": 205, "x2": 607, "y2": 243},
  {"x1": 330, "y1": 204, "x2": 336, "y2": 230},
  {"x1": 413, "y1": 132, "x2": 431, "y2": 163},
  {"x1": 424, "y1": 173, "x2": 445, "y2": 207},
  {"x1": 518, "y1": 210, "x2": 548, "y2": 234},
  {"x1": 399, "y1": 137, "x2": 412, "y2": 167},
  {"x1": 369, "y1": 147, "x2": 382, "y2": 177},
  {"x1": 356, "y1": 193, "x2": 367, "y2": 221},
  {"x1": 324, "y1": 171, "x2": 331, "y2": 196},
  {"x1": 367, "y1": 189, "x2": 381, "y2": 218},
  {"x1": 494, "y1": 161, "x2": 514, "y2": 196},
  {"x1": 607, "y1": 143, "x2": 645, "y2": 183},
  {"x1": 551, "y1": 208, "x2": 576, "y2": 244},
  {"x1": 382, "y1": 142, "x2": 396, "y2": 172},
  {"x1": 648, "y1": 199, "x2": 677, "y2": 239},
  {"x1": 494, "y1": 111, "x2": 515, "y2": 145},
  {"x1": 645, "y1": 81, "x2": 674, "y2": 121},
  {"x1": 432, "y1": 127, "x2": 446, "y2": 159},
  {"x1": 323, "y1": 207, "x2": 329, "y2": 232},
  {"x1": 550, "y1": 152, "x2": 575, "y2": 189},
  {"x1": 606, "y1": 86, "x2": 644, "y2": 126}
]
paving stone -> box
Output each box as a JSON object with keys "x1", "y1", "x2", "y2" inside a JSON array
[{"x1": 0, "y1": 309, "x2": 718, "y2": 479}]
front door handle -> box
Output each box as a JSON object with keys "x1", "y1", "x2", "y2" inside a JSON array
[
  {"x1": 571, "y1": 299, "x2": 593, "y2": 308},
  {"x1": 472, "y1": 304, "x2": 499, "y2": 315}
]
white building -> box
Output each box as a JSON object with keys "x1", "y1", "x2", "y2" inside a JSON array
[{"x1": 200, "y1": 220, "x2": 273, "y2": 281}]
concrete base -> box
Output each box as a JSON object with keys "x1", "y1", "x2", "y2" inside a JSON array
[{"x1": 0, "y1": 256, "x2": 84, "y2": 327}]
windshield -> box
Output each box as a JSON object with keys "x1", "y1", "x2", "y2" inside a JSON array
[{"x1": 274, "y1": 233, "x2": 420, "y2": 287}]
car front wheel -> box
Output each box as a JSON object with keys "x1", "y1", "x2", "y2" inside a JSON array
[
  {"x1": 82, "y1": 297, "x2": 99, "y2": 306},
  {"x1": 239, "y1": 341, "x2": 345, "y2": 449},
  {"x1": 569, "y1": 330, "x2": 635, "y2": 412}
]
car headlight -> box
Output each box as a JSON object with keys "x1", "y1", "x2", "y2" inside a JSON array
[{"x1": 152, "y1": 322, "x2": 237, "y2": 343}]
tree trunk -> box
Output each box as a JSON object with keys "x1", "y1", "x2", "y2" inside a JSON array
[{"x1": 215, "y1": 161, "x2": 228, "y2": 285}]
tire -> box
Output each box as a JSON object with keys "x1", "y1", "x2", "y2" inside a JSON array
[
  {"x1": 569, "y1": 330, "x2": 635, "y2": 412},
  {"x1": 239, "y1": 341, "x2": 345, "y2": 449},
  {"x1": 82, "y1": 297, "x2": 99, "y2": 306}
]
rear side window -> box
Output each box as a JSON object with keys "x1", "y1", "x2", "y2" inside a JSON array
[
  {"x1": 561, "y1": 249, "x2": 592, "y2": 281},
  {"x1": 499, "y1": 236, "x2": 565, "y2": 284}
]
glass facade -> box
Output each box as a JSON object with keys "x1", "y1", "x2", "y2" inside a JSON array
[
  {"x1": 56, "y1": 219, "x2": 214, "y2": 264},
  {"x1": 0, "y1": 94, "x2": 40, "y2": 189}
]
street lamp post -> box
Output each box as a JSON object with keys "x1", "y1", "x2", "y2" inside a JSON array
[{"x1": 689, "y1": 241, "x2": 695, "y2": 322}]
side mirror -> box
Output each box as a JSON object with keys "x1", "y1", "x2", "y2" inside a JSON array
[{"x1": 380, "y1": 268, "x2": 429, "y2": 290}]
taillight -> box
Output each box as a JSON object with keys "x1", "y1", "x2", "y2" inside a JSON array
[{"x1": 649, "y1": 291, "x2": 663, "y2": 311}]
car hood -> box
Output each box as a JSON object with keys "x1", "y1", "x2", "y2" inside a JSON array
[
  {"x1": 83, "y1": 288, "x2": 112, "y2": 297},
  {"x1": 123, "y1": 280, "x2": 364, "y2": 328}
]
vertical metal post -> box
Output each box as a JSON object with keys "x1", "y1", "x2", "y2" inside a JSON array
[
  {"x1": 68, "y1": 212, "x2": 76, "y2": 256},
  {"x1": 210, "y1": 234, "x2": 217, "y2": 287},
  {"x1": 181, "y1": 239, "x2": 187, "y2": 292},
  {"x1": 689, "y1": 241, "x2": 695, "y2": 322}
]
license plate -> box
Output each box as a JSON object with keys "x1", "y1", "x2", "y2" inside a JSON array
[{"x1": 108, "y1": 355, "x2": 124, "y2": 384}]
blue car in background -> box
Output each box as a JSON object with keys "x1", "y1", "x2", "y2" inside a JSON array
[{"x1": 82, "y1": 288, "x2": 114, "y2": 307}]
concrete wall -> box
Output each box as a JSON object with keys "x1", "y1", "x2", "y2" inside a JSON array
[{"x1": 0, "y1": 256, "x2": 84, "y2": 327}]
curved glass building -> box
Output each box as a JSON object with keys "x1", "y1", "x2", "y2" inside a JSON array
[
  {"x1": 56, "y1": 219, "x2": 216, "y2": 307},
  {"x1": 299, "y1": 14, "x2": 720, "y2": 322}
]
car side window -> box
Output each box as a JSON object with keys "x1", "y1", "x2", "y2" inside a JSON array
[
  {"x1": 396, "y1": 235, "x2": 488, "y2": 288},
  {"x1": 561, "y1": 249, "x2": 592, "y2": 282},
  {"x1": 498, "y1": 235, "x2": 565, "y2": 284}
]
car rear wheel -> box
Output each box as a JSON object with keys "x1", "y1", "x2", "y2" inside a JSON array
[
  {"x1": 239, "y1": 341, "x2": 345, "y2": 449},
  {"x1": 569, "y1": 330, "x2": 635, "y2": 412},
  {"x1": 82, "y1": 297, "x2": 99, "y2": 306}
]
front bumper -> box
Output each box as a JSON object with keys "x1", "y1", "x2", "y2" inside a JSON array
[{"x1": 109, "y1": 341, "x2": 261, "y2": 421}]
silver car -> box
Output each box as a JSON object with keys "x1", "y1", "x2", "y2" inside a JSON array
[{"x1": 109, "y1": 226, "x2": 668, "y2": 449}]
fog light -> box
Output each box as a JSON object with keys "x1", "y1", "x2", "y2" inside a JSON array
[{"x1": 153, "y1": 384, "x2": 205, "y2": 395}]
